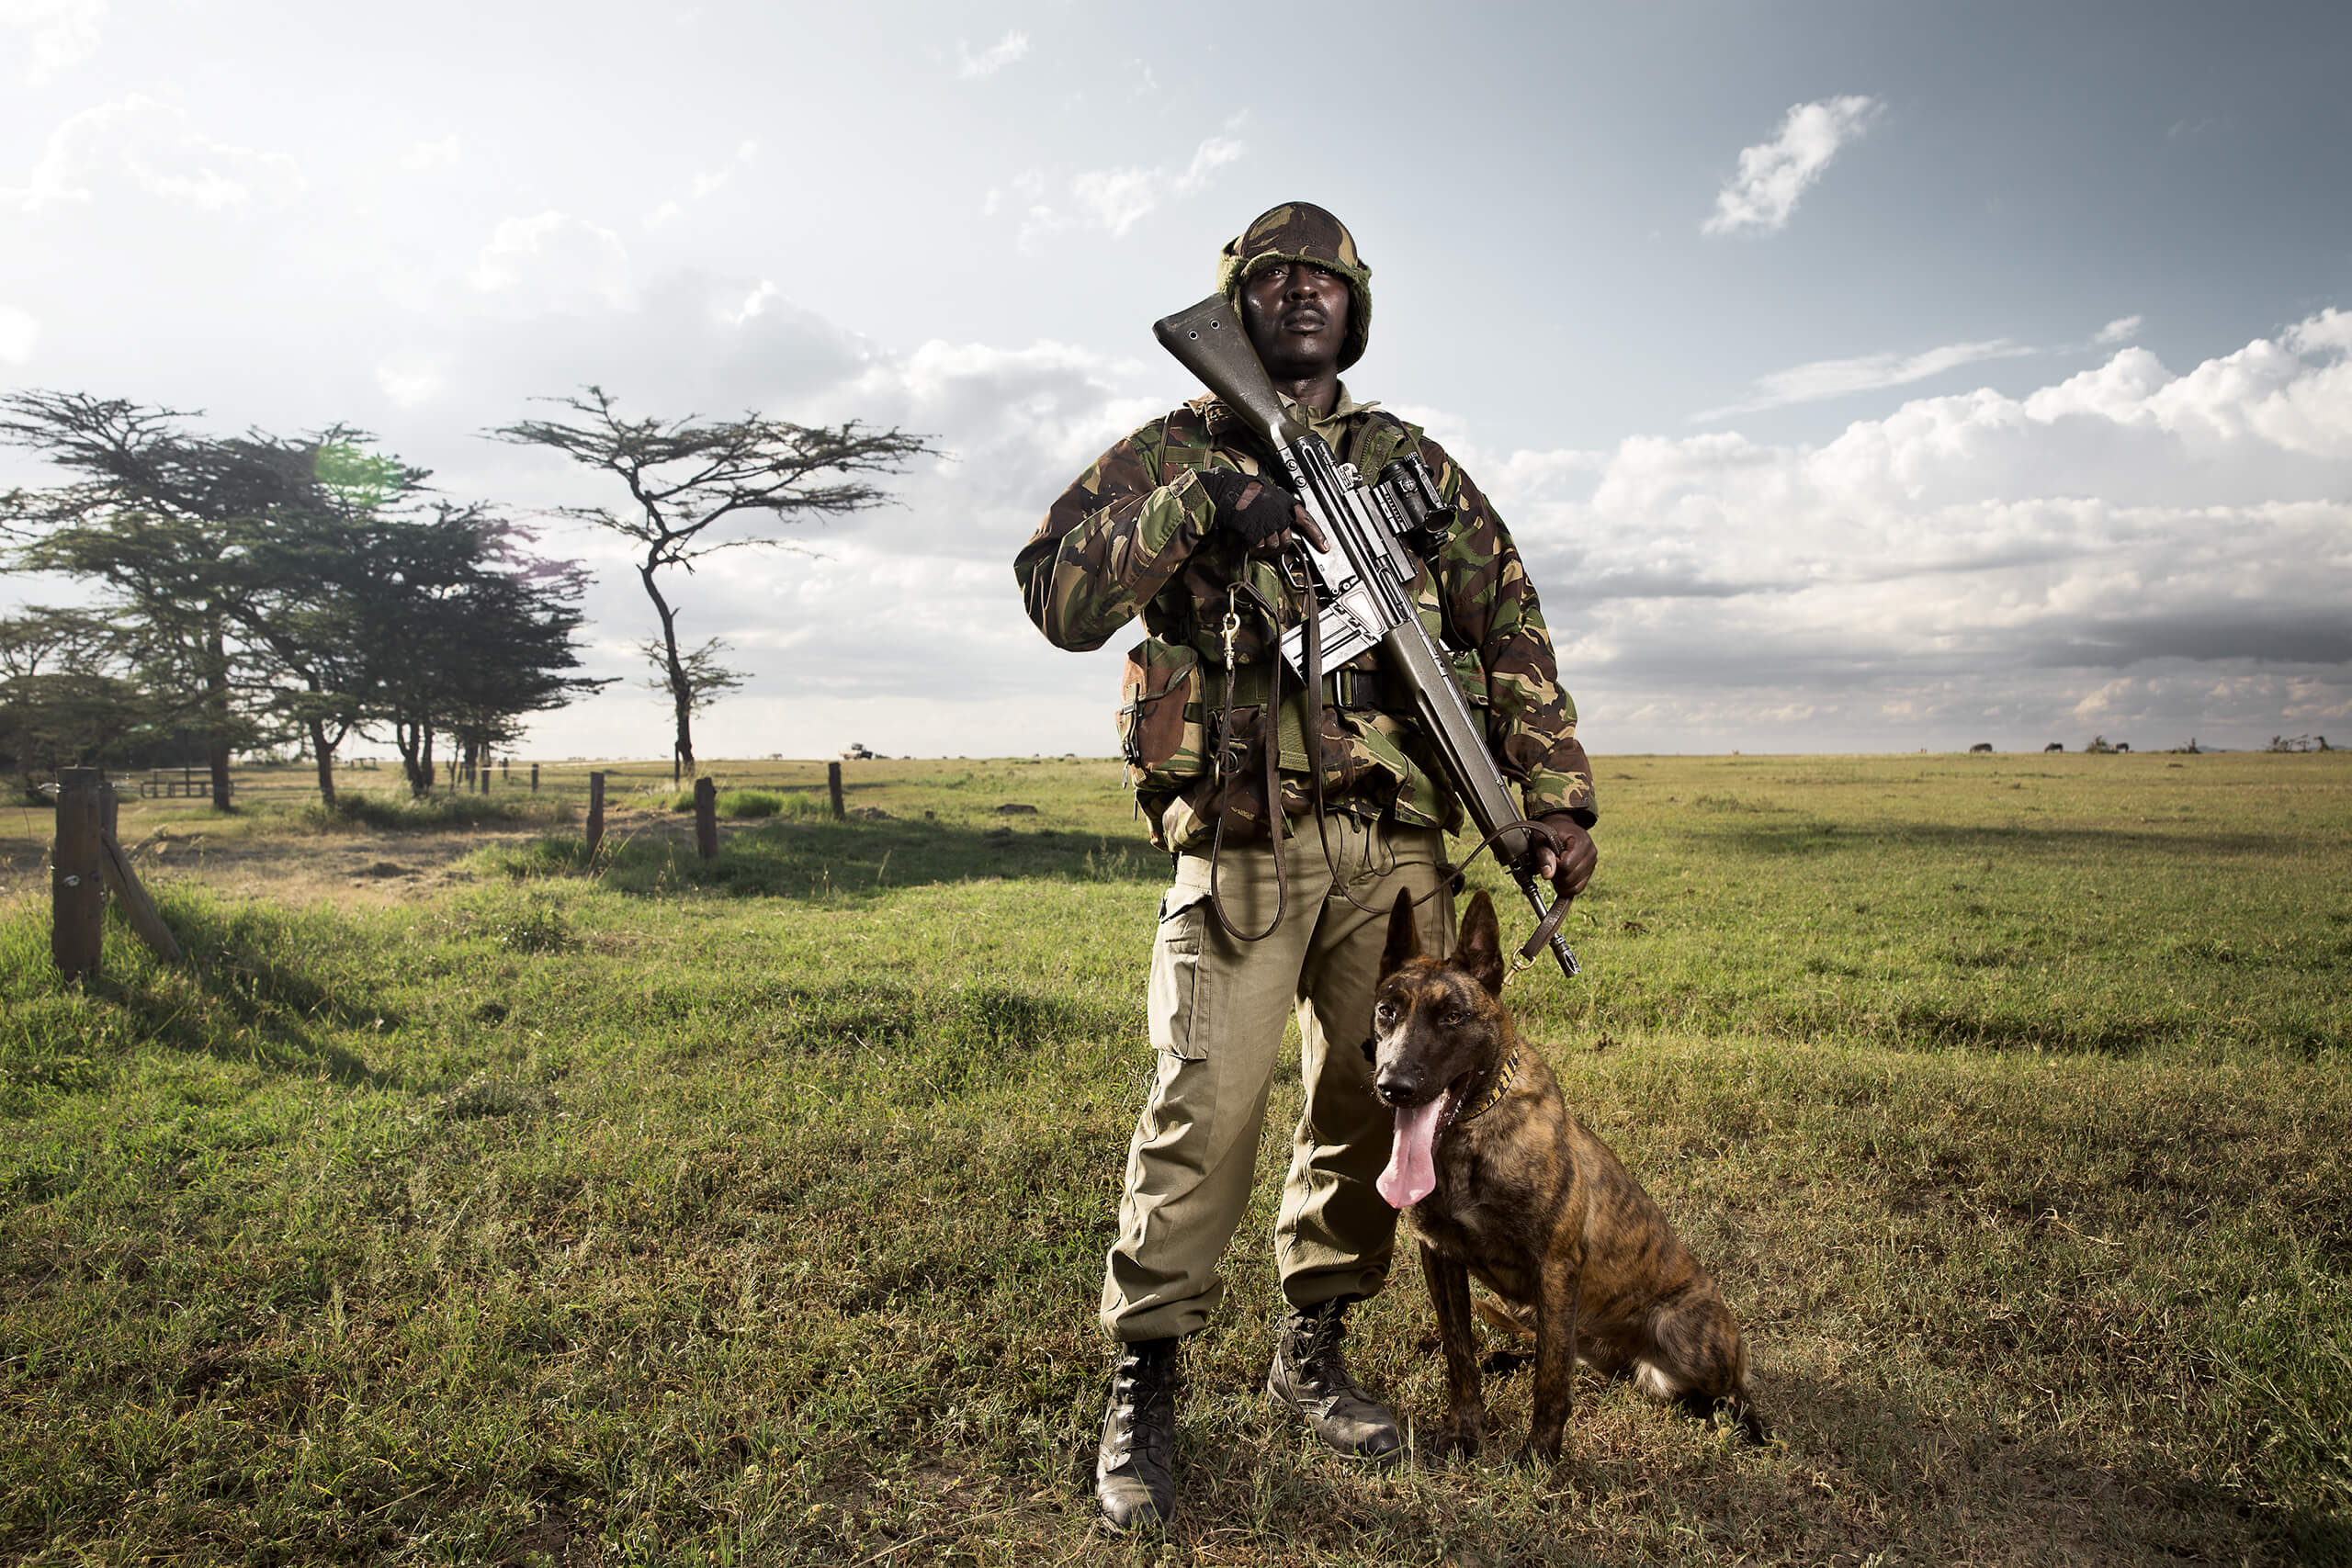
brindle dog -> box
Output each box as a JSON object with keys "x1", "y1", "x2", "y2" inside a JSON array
[{"x1": 1366, "y1": 889, "x2": 1763, "y2": 1461}]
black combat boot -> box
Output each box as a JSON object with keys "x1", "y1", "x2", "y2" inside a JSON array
[
  {"x1": 1266, "y1": 1297, "x2": 1402, "y2": 1457},
  {"x1": 1095, "y1": 1337, "x2": 1179, "y2": 1533}
]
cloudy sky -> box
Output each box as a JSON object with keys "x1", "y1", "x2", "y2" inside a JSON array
[{"x1": 4, "y1": 0, "x2": 2348, "y2": 759}]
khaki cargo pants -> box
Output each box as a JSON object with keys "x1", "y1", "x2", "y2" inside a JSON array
[{"x1": 1100, "y1": 814, "x2": 1455, "y2": 1343}]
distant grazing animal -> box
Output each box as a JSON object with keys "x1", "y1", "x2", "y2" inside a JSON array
[
  {"x1": 2045, "y1": 742, "x2": 2064, "y2": 752},
  {"x1": 1969, "y1": 742, "x2": 1994, "y2": 754},
  {"x1": 1367, "y1": 891, "x2": 1763, "y2": 1462}
]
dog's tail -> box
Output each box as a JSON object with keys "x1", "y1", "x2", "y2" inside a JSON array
[{"x1": 1473, "y1": 1296, "x2": 1537, "y2": 1340}]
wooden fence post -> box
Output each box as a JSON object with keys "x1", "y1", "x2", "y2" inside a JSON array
[
  {"x1": 530, "y1": 762, "x2": 540, "y2": 794},
  {"x1": 694, "y1": 776, "x2": 718, "y2": 861},
  {"x1": 585, "y1": 771, "x2": 605, "y2": 859},
  {"x1": 52, "y1": 767, "x2": 104, "y2": 985},
  {"x1": 828, "y1": 761, "x2": 844, "y2": 820},
  {"x1": 94, "y1": 778, "x2": 184, "y2": 966}
]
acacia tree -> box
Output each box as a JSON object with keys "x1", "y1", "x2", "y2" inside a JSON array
[
  {"x1": 365, "y1": 509, "x2": 604, "y2": 797},
  {"x1": 0, "y1": 610, "x2": 160, "y2": 795},
  {"x1": 489, "y1": 387, "x2": 933, "y2": 781},
  {"x1": 1, "y1": 393, "x2": 600, "y2": 805},
  {"x1": 235, "y1": 440, "x2": 432, "y2": 805},
  {"x1": 0, "y1": 393, "x2": 294, "y2": 807}
]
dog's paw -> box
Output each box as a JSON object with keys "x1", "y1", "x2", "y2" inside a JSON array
[
  {"x1": 1431, "y1": 1433, "x2": 1481, "y2": 1464},
  {"x1": 1427, "y1": 1412, "x2": 1483, "y2": 1462},
  {"x1": 1478, "y1": 1348, "x2": 1532, "y2": 1380},
  {"x1": 1510, "y1": 1435, "x2": 1565, "y2": 1469}
]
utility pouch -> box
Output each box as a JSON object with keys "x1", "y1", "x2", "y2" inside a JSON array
[{"x1": 1116, "y1": 637, "x2": 1210, "y2": 792}]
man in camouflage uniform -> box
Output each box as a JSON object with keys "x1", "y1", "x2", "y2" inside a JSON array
[{"x1": 1014, "y1": 202, "x2": 1598, "y2": 1533}]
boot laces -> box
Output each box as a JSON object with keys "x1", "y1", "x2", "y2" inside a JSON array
[
  {"x1": 1295, "y1": 1307, "x2": 1362, "y2": 1395},
  {"x1": 1110, "y1": 1348, "x2": 1175, "y2": 1461}
]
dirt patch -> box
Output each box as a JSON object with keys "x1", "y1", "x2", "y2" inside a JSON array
[{"x1": 1, "y1": 822, "x2": 520, "y2": 908}]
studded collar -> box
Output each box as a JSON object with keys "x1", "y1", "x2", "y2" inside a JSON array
[{"x1": 1451, "y1": 1045, "x2": 1521, "y2": 1127}]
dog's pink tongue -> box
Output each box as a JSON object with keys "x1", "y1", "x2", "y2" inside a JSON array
[{"x1": 1378, "y1": 1095, "x2": 1447, "y2": 1209}]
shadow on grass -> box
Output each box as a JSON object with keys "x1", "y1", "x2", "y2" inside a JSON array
[
  {"x1": 0, "y1": 886, "x2": 399, "y2": 1098},
  {"x1": 487, "y1": 816, "x2": 1165, "y2": 902},
  {"x1": 1174, "y1": 1362, "x2": 2317, "y2": 1566},
  {"x1": 1702, "y1": 820, "x2": 2290, "y2": 859}
]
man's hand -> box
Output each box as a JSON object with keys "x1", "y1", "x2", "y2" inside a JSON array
[
  {"x1": 1532, "y1": 814, "x2": 1597, "y2": 900},
  {"x1": 1195, "y1": 468, "x2": 1329, "y2": 553}
]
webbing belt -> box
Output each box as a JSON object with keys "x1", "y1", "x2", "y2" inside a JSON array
[{"x1": 1212, "y1": 661, "x2": 1402, "y2": 714}]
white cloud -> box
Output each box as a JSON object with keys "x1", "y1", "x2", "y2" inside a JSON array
[
  {"x1": 642, "y1": 139, "x2": 758, "y2": 228},
  {"x1": 956, "y1": 29, "x2": 1029, "y2": 80},
  {"x1": 470, "y1": 210, "x2": 633, "y2": 310},
  {"x1": 729, "y1": 278, "x2": 778, "y2": 324},
  {"x1": 1069, "y1": 166, "x2": 1156, "y2": 236},
  {"x1": 1702, "y1": 95, "x2": 1882, "y2": 236},
  {"x1": 1, "y1": 0, "x2": 106, "y2": 85},
  {"x1": 375, "y1": 351, "x2": 447, "y2": 407},
  {"x1": 1695, "y1": 337, "x2": 2035, "y2": 420},
  {"x1": 0, "y1": 304, "x2": 38, "y2": 363},
  {"x1": 1460, "y1": 309, "x2": 2352, "y2": 750},
  {"x1": 1175, "y1": 135, "x2": 1245, "y2": 194},
  {"x1": 1062, "y1": 130, "x2": 1250, "y2": 238},
  {"x1": 2094, "y1": 314, "x2": 2143, "y2": 345},
  {"x1": 6, "y1": 95, "x2": 305, "y2": 212},
  {"x1": 398, "y1": 135, "x2": 462, "y2": 172}
]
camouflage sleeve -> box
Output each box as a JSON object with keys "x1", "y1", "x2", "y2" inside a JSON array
[
  {"x1": 1419, "y1": 436, "x2": 1598, "y2": 827},
  {"x1": 1012, "y1": 419, "x2": 1216, "y2": 652}
]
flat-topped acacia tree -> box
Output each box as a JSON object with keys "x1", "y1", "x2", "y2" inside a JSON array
[{"x1": 490, "y1": 388, "x2": 933, "y2": 781}]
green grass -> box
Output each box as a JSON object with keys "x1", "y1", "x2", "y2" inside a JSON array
[
  {"x1": 305, "y1": 789, "x2": 581, "y2": 832},
  {"x1": 1, "y1": 751, "x2": 2346, "y2": 1565}
]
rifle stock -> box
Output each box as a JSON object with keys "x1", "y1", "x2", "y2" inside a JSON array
[{"x1": 1153, "y1": 296, "x2": 1306, "y2": 449}]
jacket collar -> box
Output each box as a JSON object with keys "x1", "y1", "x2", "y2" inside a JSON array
[{"x1": 1189, "y1": 382, "x2": 1379, "y2": 440}]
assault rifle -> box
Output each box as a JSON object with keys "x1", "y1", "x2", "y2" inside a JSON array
[{"x1": 1153, "y1": 294, "x2": 1579, "y2": 979}]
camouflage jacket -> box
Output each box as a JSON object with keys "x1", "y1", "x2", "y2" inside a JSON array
[{"x1": 1014, "y1": 387, "x2": 1595, "y2": 852}]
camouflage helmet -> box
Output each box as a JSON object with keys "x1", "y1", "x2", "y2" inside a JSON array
[{"x1": 1216, "y1": 201, "x2": 1372, "y2": 371}]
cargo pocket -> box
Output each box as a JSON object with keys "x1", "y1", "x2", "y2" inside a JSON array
[
  {"x1": 1116, "y1": 637, "x2": 1208, "y2": 793},
  {"x1": 1148, "y1": 885, "x2": 1214, "y2": 1060}
]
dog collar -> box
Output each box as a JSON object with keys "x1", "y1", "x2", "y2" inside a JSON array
[{"x1": 1453, "y1": 1046, "x2": 1521, "y2": 1127}]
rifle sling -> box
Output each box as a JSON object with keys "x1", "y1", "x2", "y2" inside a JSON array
[{"x1": 1205, "y1": 580, "x2": 1289, "y2": 945}]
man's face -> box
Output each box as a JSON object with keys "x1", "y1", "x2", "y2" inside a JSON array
[{"x1": 1239, "y1": 260, "x2": 1351, "y2": 380}]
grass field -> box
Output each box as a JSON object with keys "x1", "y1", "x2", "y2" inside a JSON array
[{"x1": 3, "y1": 751, "x2": 2347, "y2": 1565}]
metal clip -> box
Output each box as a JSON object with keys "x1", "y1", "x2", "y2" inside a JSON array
[{"x1": 1222, "y1": 608, "x2": 1240, "y2": 672}]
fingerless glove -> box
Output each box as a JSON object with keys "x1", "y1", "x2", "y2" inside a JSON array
[{"x1": 1193, "y1": 468, "x2": 1299, "y2": 547}]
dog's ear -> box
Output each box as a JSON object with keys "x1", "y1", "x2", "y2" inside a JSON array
[
  {"x1": 1455, "y1": 890, "x2": 1506, "y2": 995},
  {"x1": 1379, "y1": 888, "x2": 1420, "y2": 978}
]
